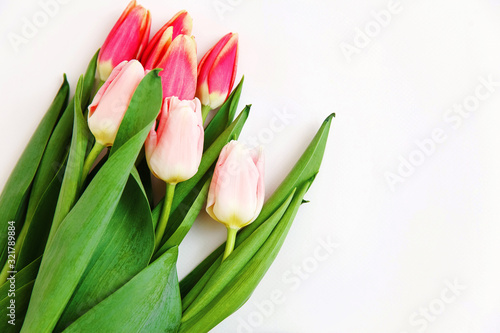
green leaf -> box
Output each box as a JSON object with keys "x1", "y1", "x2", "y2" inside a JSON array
[
  {"x1": 48, "y1": 76, "x2": 90, "y2": 247},
  {"x1": 179, "y1": 182, "x2": 310, "y2": 333},
  {"x1": 0, "y1": 257, "x2": 41, "y2": 302},
  {"x1": 63, "y1": 247, "x2": 181, "y2": 333},
  {"x1": 56, "y1": 175, "x2": 154, "y2": 330},
  {"x1": 0, "y1": 258, "x2": 41, "y2": 332},
  {"x1": 0, "y1": 281, "x2": 35, "y2": 332},
  {"x1": 21, "y1": 70, "x2": 162, "y2": 333},
  {"x1": 81, "y1": 50, "x2": 100, "y2": 109},
  {"x1": 15, "y1": 160, "x2": 67, "y2": 270},
  {"x1": 179, "y1": 113, "x2": 334, "y2": 297},
  {"x1": 24, "y1": 53, "x2": 98, "y2": 230},
  {"x1": 136, "y1": 157, "x2": 154, "y2": 208},
  {"x1": 181, "y1": 189, "x2": 295, "y2": 316},
  {"x1": 151, "y1": 106, "x2": 251, "y2": 234},
  {"x1": 0, "y1": 77, "x2": 69, "y2": 268},
  {"x1": 203, "y1": 77, "x2": 244, "y2": 150}
]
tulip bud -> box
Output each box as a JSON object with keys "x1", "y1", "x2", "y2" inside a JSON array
[
  {"x1": 145, "y1": 96, "x2": 204, "y2": 184},
  {"x1": 97, "y1": 0, "x2": 151, "y2": 81},
  {"x1": 206, "y1": 141, "x2": 265, "y2": 230},
  {"x1": 141, "y1": 34, "x2": 197, "y2": 101},
  {"x1": 88, "y1": 60, "x2": 146, "y2": 146},
  {"x1": 141, "y1": 10, "x2": 193, "y2": 67},
  {"x1": 197, "y1": 33, "x2": 239, "y2": 110}
]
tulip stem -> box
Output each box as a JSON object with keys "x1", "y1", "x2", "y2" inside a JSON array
[
  {"x1": 201, "y1": 104, "x2": 211, "y2": 124},
  {"x1": 155, "y1": 183, "x2": 176, "y2": 250},
  {"x1": 223, "y1": 227, "x2": 238, "y2": 261},
  {"x1": 81, "y1": 142, "x2": 105, "y2": 184}
]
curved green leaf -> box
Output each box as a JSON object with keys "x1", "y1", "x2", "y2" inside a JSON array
[
  {"x1": 15, "y1": 160, "x2": 67, "y2": 270},
  {"x1": 48, "y1": 76, "x2": 90, "y2": 246},
  {"x1": 63, "y1": 247, "x2": 181, "y2": 333},
  {"x1": 56, "y1": 175, "x2": 154, "y2": 330},
  {"x1": 0, "y1": 77, "x2": 69, "y2": 268},
  {"x1": 179, "y1": 182, "x2": 310, "y2": 333},
  {"x1": 21, "y1": 70, "x2": 162, "y2": 333},
  {"x1": 24, "y1": 53, "x2": 98, "y2": 229},
  {"x1": 0, "y1": 281, "x2": 35, "y2": 333}
]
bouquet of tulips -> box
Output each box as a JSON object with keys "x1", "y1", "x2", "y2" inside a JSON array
[{"x1": 0, "y1": 1, "x2": 333, "y2": 332}]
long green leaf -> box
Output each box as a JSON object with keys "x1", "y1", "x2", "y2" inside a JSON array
[
  {"x1": 56, "y1": 175, "x2": 154, "y2": 330},
  {"x1": 15, "y1": 160, "x2": 67, "y2": 270},
  {"x1": 0, "y1": 281, "x2": 35, "y2": 333},
  {"x1": 48, "y1": 76, "x2": 90, "y2": 246},
  {"x1": 0, "y1": 77, "x2": 69, "y2": 268},
  {"x1": 21, "y1": 70, "x2": 162, "y2": 333},
  {"x1": 63, "y1": 247, "x2": 181, "y2": 333},
  {"x1": 179, "y1": 182, "x2": 310, "y2": 333},
  {"x1": 24, "y1": 53, "x2": 97, "y2": 228},
  {"x1": 179, "y1": 113, "x2": 334, "y2": 297},
  {"x1": 0, "y1": 258, "x2": 41, "y2": 332},
  {"x1": 0, "y1": 257, "x2": 41, "y2": 302}
]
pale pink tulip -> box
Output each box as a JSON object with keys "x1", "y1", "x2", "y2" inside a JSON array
[
  {"x1": 97, "y1": 0, "x2": 151, "y2": 81},
  {"x1": 88, "y1": 60, "x2": 146, "y2": 146},
  {"x1": 206, "y1": 141, "x2": 265, "y2": 229},
  {"x1": 145, "y1": 96, "x2": 204, "y2": 184},
  {"x1": 197, "y1": 33, "x2": 238, "y2": 109}
]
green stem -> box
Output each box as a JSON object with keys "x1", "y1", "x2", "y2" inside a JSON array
[
  {"x1": 81, "y1": 142, "x2": 105, "y2": 185},
  {"x1": 223, "y1": 227, "x2": 238, "y2": 261},
  {"x1": 154, "y1": 183, "x2": 176, "y2": 251},
  {"x1": 201, "y1": 104, "x2": 211, "y2": 124}
]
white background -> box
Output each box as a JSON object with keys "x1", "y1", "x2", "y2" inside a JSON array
[{"x1": 1, "y1": 0, "x2": 500, "y2": 332}]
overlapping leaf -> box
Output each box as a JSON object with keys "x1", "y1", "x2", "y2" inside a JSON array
[{"x1": 21, "y1": 70, "x2": 162, "y2": 333}]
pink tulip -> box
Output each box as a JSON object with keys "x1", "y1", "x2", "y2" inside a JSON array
[
  {"x1": 88, "y1": 60, "x2": 146, "y2": 146},
  {"x1": 141, "y1": 10, "x2": 193, "y2": 67},
  {"x1": 141, "y1": 34, "x2": 197, "y2": 100},
  {"x1": 206, "y1": 141, "x2": 265, "y2": 230},
  {"x1": 145, "y1": 96, "x2": 204, "y2": 184},
  {"x1": 197, "y1": 33, "x2": 239, "y2": 109},
  {"x1": 97, "y1": 0, "x2": 151, "y2": 81}
]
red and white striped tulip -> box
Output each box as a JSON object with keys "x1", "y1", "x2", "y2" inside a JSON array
[
  {"x1": 197, "y1": 33, "x2": 239, "y2": 110},
  {"x1": 145, "y1": 96, "x2": 204, "y2": 184},
  {"x1": 206, "y1": 141, "x2": 265, "y2": 230},
  {"x1": 97, "y1": 0, "x2": 151, "y2": 81},
  {"x1": 141, "y1": 34, "x2": 197, "y2": 100},
  {"x1": 88, "y1": 60, "x2": 146, "y2": 146}
]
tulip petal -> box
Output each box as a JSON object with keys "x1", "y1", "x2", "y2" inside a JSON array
[
  {"x1": 146, "y1": 97, "x2": 204, "y2": 184},
  {"x1": 159, "y1": 35, "x2": 197, "y2": 100},
  {"x1": 207, "y1": 141, "x2": 264, "y2": 229},
  {"x1": 97, "y1": 1, "x2": 151, "y2": 80}
]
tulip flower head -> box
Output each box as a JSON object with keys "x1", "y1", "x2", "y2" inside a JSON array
[
  {"x1": 142, "y1": 34, "x2": 197, "y2": 101},
  {"x1": 141, "y1": 10, "x2": 193, "y2": 68},
  {"x1": 145, "y1": 96, "x2": 204, "y2": 184},
  {"x1": 197, "y1": 32, "x2": 239, "y2": 110},
  {"x1": 97, "y1": 0, "x2": 151, "y2": 81},
  {"x1": 206, "y1": 141, "x2": 265, "y2": 230},
  {"x1": 88, "y1": 60, "x2": 146, "y2": 147}
]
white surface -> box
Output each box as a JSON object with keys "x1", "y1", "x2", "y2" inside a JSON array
[{"x1": 1, "y1": 0, "x2": 500, "y2": 332}]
